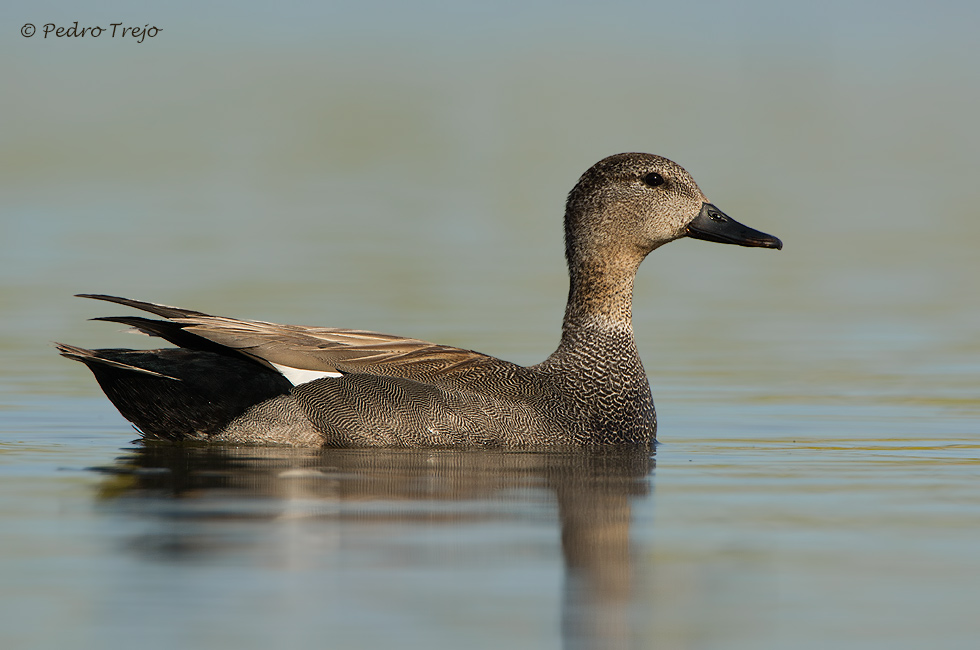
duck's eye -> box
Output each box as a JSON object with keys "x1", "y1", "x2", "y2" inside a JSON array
[{"x1": 642, "y1": 172, "x2": 665, "y2": 188}]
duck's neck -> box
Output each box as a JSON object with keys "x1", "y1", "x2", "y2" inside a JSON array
[{"x1": 558, "y1": 256, "x2": 641, "y2": 346}]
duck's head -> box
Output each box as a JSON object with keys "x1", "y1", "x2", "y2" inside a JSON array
[{"x1": 564, "y1": 153, "x2": 781, "y2": 269}]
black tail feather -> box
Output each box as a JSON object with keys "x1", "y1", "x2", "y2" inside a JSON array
[
  {"x1": 56, "y1": 343, "x2": 179, "y2": 379},
  {"x1": 59, "y1": 344, "x2": 292, "y2": 441}
]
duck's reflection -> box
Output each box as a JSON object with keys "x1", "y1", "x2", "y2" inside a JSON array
[{"x1": 94, "y1": 443, "x2": 654, "y2": 649}]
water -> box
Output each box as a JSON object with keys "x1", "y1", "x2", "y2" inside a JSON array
[
  {"x1": 3, "y1": 2, "x2": 980, "y2": 648},
  {"x1": 3, "y1": 404, "x2": 977, "y2": 649}
]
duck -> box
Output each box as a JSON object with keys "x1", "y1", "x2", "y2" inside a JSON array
[{"x1": 58, "y1": 153, "x2": 781, "y2": 447}]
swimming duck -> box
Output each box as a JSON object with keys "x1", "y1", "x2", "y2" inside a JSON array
[{"x1": 59, "y1": 153, "x2": 781, "y2": 446}]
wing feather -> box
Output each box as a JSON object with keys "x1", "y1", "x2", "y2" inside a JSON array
[{"x1": 78, "y1": 295, "x2": 517, "y2": 384}]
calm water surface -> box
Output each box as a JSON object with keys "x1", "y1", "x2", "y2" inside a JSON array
[
  {"x1": 4, "y1": 7, "x2": 980, "y2": 648},
  {"x1": 3, "y1": 391, "x2": 977, "y2": 649}
]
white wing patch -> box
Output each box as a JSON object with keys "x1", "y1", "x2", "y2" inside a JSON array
[{"x1": 269, "y1": 362, "x2": 343, "y2": 386}]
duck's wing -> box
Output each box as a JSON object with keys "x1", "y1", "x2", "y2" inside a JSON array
[{"x1": 77, "y1": 294, "x2": 517, "y2": 385}]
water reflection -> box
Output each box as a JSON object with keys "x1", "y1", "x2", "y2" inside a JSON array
[{"x1": 94, "y1": 444, "x2": 654, "y2": 649}]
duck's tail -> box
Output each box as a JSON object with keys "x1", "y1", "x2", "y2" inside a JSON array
[{"x1": 57, "y1": 343, "x2": 292, "y2": 441}]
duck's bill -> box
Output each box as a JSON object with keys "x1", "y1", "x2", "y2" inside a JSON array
[{"x1": 686, "y1": 203, "x2": 783, "y2": 250}]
